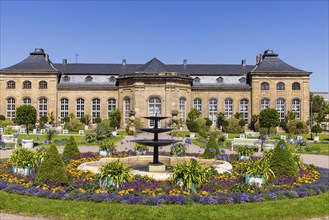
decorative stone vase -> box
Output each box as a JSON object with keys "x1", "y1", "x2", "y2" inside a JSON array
[
  {"x1": 12, "y1": 165, "x2": 31, "y2": 176},
  {"x1": 99, "y1": 148, "x2": 110, "y2": 156},
  {"x1": 245, "y1": 174, "x2": 265, "y2": 187},
  {"x1": 21, "y1": 139, "x2": 34, "y2": 149},
  {"x1": 314, "y1": 136, "x2": 319, "y2": 142},
  {"x1": 111, "y1": 130, "x2": 117, "y2": 137},
  {"x1": 190, "y1": 132, "x2": 195, "y2": 138},
  {"x1": 238, "y1": 153, "x2": 251, "y2": 161}
]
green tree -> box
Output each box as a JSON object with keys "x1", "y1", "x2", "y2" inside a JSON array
[
  {"x1": 15, "y1": 105, "x2": 37, "y2": 138},
  {"x1": 311, "y1": 95, "x2": 326, "y2": 114},
  {"x1": 203, "y1": 135, "x2": 219, "y2": 159},
  {"x1": 187, "y1": 108, "x2": 201, "y2": 122},
  {"x1": 62, "y1": 136, "x2": 80, "y2": 160},
  {"x1": 217, "y1": 112, "x2": 226, "y2": 130},
  {"x1": 35, "y1": 145, "x2": 69, "y2": 184},
  {"x1": 259, "y1": 108, "x2": 279, "y2": 135},
  {"x1": 311, "y1": 124, "x2": 322, "y2": 136},
  {"x1": 109, "y1": 110, "x2": 121, "y2": 128}
]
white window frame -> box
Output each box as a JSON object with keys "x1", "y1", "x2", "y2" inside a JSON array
[
  {"x1": 92, "y1": 98, "x2": 101, "y2": 123},
  {"x1": 60, "y1": 98, "x2": 69, "y2": 121},
  {"x1": 76, "y1": 98, "x2": 85, "y2": 119},
  {"x1": 240, "y1": 99, "x2": 248, "y2": 122},
  {"x1": 224, "y1": 99, "x2": 233, "y2": 119},
  {"x1": 276, "y1": 98, "x2": 285, "y2": 122},
  {"x1": 209, "y1": 98, "x2": 217, "y2": 125},
  {"x1": 38, "y1": 98, "x2": 48, "y2": 118},
  {"x1": 7, "y1": 98, "x2": 16, "y2": 121}
]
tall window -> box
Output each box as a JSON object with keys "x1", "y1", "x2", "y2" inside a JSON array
[
  {"x1": 240, "y1": 99, "x2": 248, "y2": 122},
  {"x1": 292, "y1": 99, "x2": 301, "y2": 119},
  {"x1": 108, "y1": 98, "x2": 116, "y2": 117},
  {"x1": 39, "y1": 81, "x2": 47, "y2": 89},
  {"x1": 276, "y1": 82, "x2": 285, "y2": 90},
  {"x1": 123, "y1": 98, "x2": 131, "y2": 125},
  {"x1": 148, "y1": 97, "x2": 161, "y2": 127},
  {"x1": 261, "y1": 82, "x2": 269, "y2": 90},
  {"x1": 60, "y1": 98, "x2": 69, "y2": 121},
  {"x1": 292, "y1": 82, "x2": 300, "y2": 90},
  {"x1": 179, "y1": 97, "x2": 186, "y2": 122},
  {"x1": 7, "y1": 98, "x2": 15, "y2": 121},
  {"x1": 38, "y1": 98, "x2": 48, "y2": 118},
  {"x1": 261, "y1": 98, "x2": 270, "y2": 110},
  {"x1": 23, "y1": 80, "x2": 32, "y2": 89},
  {"x1": 209, "y1": 98, "x2": 217, "y2": 125},
  {"x1": 92, "y1": 98, "x2": 101, "y2": 123},
  {"x1": 224, "y1": 99, "x2": 233, "y2": 119},
  {"x1": 23, "y1": 97, "x2": 32, "y2": 106},
  {"x1": 193, "y1": 98, "x2": 202, "y2": 112},
  {"x1": 76, "y1": 98, "x2": 84, "y2": 119},
  {"x1": 7, "y1": 80, "x2": 15, "y2": 89},
  {"x1": 276, "y1": 98, "x2": 285, "y2": 122}
]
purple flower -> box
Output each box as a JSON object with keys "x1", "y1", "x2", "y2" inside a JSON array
[{"x1": 36, "y1": 136, "x2": 40, "y2": 140}]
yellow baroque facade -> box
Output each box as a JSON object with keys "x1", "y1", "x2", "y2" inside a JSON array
[{"x1": 0, "y1": 48, "x2": 311, "y2": 127}]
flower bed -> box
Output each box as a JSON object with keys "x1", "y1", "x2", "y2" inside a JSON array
[{"x1": 0, "y1": 152, "x2": 328, "y2": 205}]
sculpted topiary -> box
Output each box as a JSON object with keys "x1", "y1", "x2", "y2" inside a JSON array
[
  {"x1": 269, "y1": 140, "x2": 298, "y2": 178},
  {"x1": 203, "y1": 135, "x2": 219, "y2": 159},
  {"x1": 62, "y1": 136, "x2": 80, "y2": 160},
  {"x1": 36, "y1": 145, "x2": 68, "y2": 184}
]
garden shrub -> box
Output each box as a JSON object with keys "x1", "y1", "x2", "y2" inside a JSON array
[
  {"x1": 222, "y1": 118, "x2": 244, "y2": 133},
  {"x1": 285, "y1": 120, "x2": 308, "y2": 134},
  {"x1": 62, "y1": 136, "x2": 81, "y2": 160},
  {"x1": 0, "y1": 115, "x2": 5, "y2": 120},
  {"x1": 203, "y1": 135, "x2": 219, "y2": 159},
  {"x1": 269, "y1": 140, "x2": 298, "y2": 178},
  {"x1": 186, "y1": 120, "x2": 199, "y2": 132},
  {"x1": 204, "y1": 118, "x2": 213, "y2": 127},
  {"x1": 64, "y1": 116, "x2": 84, "y2": 131},
  {"x1": 254, "y1": 121, "x2": 277, "y2": 134},
  {"x1": 36, "y1": 144, "x2": 69, "y2": 184},
  {"x1": 126, "y1": 117, "x2": 143, "y2": 134},
  {"x1": 109, "y1": 110, "x2": 121, "y2": 128},
  {"x1": 311, "y1": 124, "x2": 322, "y2": 136},
  {"x1": 0, "y1": 119, "x2": 14, "y2": 128}
]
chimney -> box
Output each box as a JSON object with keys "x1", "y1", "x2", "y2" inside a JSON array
[
  {"x1": 241, "y1": 59, "x2": 246, "y2": 66},
  {"x1": 122, "y1": 59, "x2": 126, "y2": 66},
  {"x1": 44, "y1": 54, "x2": 49, "y2": 61},
  {"x1": 183, "y1": 59, "x2": 187, "y2": 69},
  {"x1": 62, "y1": 59, "x2": 67, "y2": 65},
  {"x1": 259, "y1": 53, "x2": 263, "y2": 62},
  {"x1": 256, "y1": 56, "x2": 259, "y2": 63}
]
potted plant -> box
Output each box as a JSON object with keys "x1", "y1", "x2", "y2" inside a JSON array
[
  {"x1": 245, "y1": 159, "x2": 274, "y2": 187},
  {"x1": 311, "y1": 124, "x2": 322, "y2": 142},
  {"x1": 111, "y1": 127, "x2": 117, "y2": 137},
  {"x1": 178, "y1": 119, "x2": 184, "y2": 130},
  {"x1": 134, "y1": 143, "x2": 148, "y2": 155},
  {"x1": 10, "y1": 148, "x2": 36, "y2": 176},
  {"x1": 15, "y1": 105, "x2": 37, "y2": 149},
  {"x1": 186, "y1": 120, "x2": 198, "y2": 138},
  {"x1": 98, "y1": 140, "x2": 116, "y2": 156},
  {"x1": 99, "y1": 160, "x2": 131, "y2": 189},
  {"x1": 236, "y1": 146, "x2": 254, "y2": 161},
  {"x1": 171, "y1": 109, "x2": 179, "y2": 121},
  {"x1": 170, "y1": 142, "x2": 186, "y2": 156}
]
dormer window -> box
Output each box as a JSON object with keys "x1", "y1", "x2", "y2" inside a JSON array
[
  {"x1": 85, "y1": 76, "x2": 93, "y2": 82},
  {"x1": 109, "y1": 76, "x2": 116, "y2": 83},
  {"x1": 194, "y1": 77, "x2": 200, "y2": 84},
  {"x1": 239, "y1": 77, "x2": 246, "y2": 83},
  {"x1": 63, "y1": 75, "x2": 70, "y2": 82},
  {"x1": 216, "y1": 77, "x2": 223, "y2": 83}
]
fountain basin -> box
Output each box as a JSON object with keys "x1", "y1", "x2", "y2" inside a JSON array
[
  {"x1": 132, "y1": 139, "x2": 178, "y2": 146},
  {"x1": 78, "y1": 156, "x2": 233, "y2": 181}
]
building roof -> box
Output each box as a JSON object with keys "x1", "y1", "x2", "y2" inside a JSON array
[
  {"x1": 135, "y1": 57, "x2": 174, "y2": 73},
  {"x1": 1, "y1": 48, "x2": 58, "y2": 72},
  {"x1": 252, "y1": 50, "x2": 310, "y2": 73}
]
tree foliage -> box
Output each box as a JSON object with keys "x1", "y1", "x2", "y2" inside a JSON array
[
  {"x1": 109, "y1": 110, "x2": 121, "y2": 128},
  {"x1": 311, "y1": 124, "x2": 323, "y2": 136},
  {"x1": 259, "y1": 108, "x2": 279, "y2": 134},
  {"x1": 15, "y1": 105, "x2": 37, "y2": 137},
  {"x1": 203, "y1": 135, "x2": 219, "y2": 159},
  {"x1": 62, "y1": 136, "x2": 81, "y2": 160}
]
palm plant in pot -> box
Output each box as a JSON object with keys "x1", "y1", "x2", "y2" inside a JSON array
[
  {"x1": 99, "y1": 160, "x2": 131, "y2": 189},
  {"x1": 10, "y1": 148, "x2": 36, "y2": 176},
  {"x1": 245, "y1": 158, "x2": 275, "y2": 187},
  {"x1": 15, "y1": 105, "x2": 37, "y2": 149},
  {"x1": 98, "y1": 140, "x2": 116, "y2": 156}
]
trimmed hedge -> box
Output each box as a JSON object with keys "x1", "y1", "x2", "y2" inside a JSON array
[{"x1": 62, "y1": 136, "x2": 80, "y2": 160}]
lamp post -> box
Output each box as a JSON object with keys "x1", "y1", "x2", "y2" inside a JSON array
[{"x1": 310, "y1": 97, "x2": 313, "y2": 140}]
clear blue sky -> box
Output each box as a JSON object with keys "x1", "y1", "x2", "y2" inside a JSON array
[{"x1": 1, "y1": 1, "x2": 328, "y2": 92}]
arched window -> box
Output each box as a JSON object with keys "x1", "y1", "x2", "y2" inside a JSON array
[
  {"x1": 39, "y1": 81, "x2": 47, "y2": 89},
  {"x1": 224, "y1": 98, "x2": 233, "y2": 119},
  {"x1": 193, "y1": 98, "x2": 202, "y2": 112},
  {"x1": 209, "y1": 98, "x2": 217, "y2": 125},
  {"x1": 7, "y1": 80, "x2": 15, "y2": 89},
  {"x1": 292, "y1": 99, "x2": 301, "y2": 119},
  {"x1": 38, "y1": 98, "x2": 48, "y2": 117},
  {"x1": 292, "y1": 82, "x2": 300, "y2": 90},
  {"x1": 194, "y1": 77, "x2": 200, "y2": 84},
  {"x1": 23, "y1": 97, "x2": 32, "y2": 106},
  {"x1": 260, "y1": 98, "x2": 270, "y2": 110},
  {"x1": 108, "y1": 98, "x2": 116, "y2": 117},
  {"x1": 149, "y1": 97, "x2": 161, "y2": 127},
  {"x1": 92, "y1": 98, "x2": 101, "y2": 123},
  {"x1": 276, "y1": 98, "x2": 285, "y2": 122},
  {"x1": 123, "y1": 97, "x2": 131, "y2": 125},
  {"x1": 276, "y1": 82, "x2": 285, "y2": 90},
  {"x1": 76, "y1": 98, "x2": 85, "y2": 119},
  {"x1": 216, "y1": 77, "x2": 223, "y2": 83},
  {"x1": 7, "y1": 98, "x2": 16, "y2": 121},
  {"x1": 179, "y1": 97, "x2": 186, "y2": 122},
  {"x1": 23, "y1": 80, "x2": 32, "y2": 89},
  {"x1": 240, "y1": 99, "x2": 248, "y2": 122},
  {"x1": 261, "y1": 82, "x2": 269, "y2": 90},
  {"x1": 60, "y1": 98, "x2": 69, "y2": 121}
]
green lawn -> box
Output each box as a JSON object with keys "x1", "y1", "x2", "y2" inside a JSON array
[{"x1": 1, "y1": 191, "x2": 329, "y2": 220}]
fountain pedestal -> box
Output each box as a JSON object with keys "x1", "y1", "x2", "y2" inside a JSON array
[{"x1": 148, "y1": 163, "x2": 166, "y2": 172}]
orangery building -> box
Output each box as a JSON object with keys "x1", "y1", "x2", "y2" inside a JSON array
[{"x1": 0, "y1": 48, "x2": 311, "y2": 127}]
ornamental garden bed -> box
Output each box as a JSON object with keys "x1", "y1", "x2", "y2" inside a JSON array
[{"x1": 0, "y1": 151, "x2": 328, "y2": 205}]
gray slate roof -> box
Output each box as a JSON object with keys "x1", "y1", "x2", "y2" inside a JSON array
[
  {"x1": 135, "y1": 58, "x2": 174, "y2": 73},
  {"x1": 1, "y1": 49, "x2": 58, "y2": 72}
]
